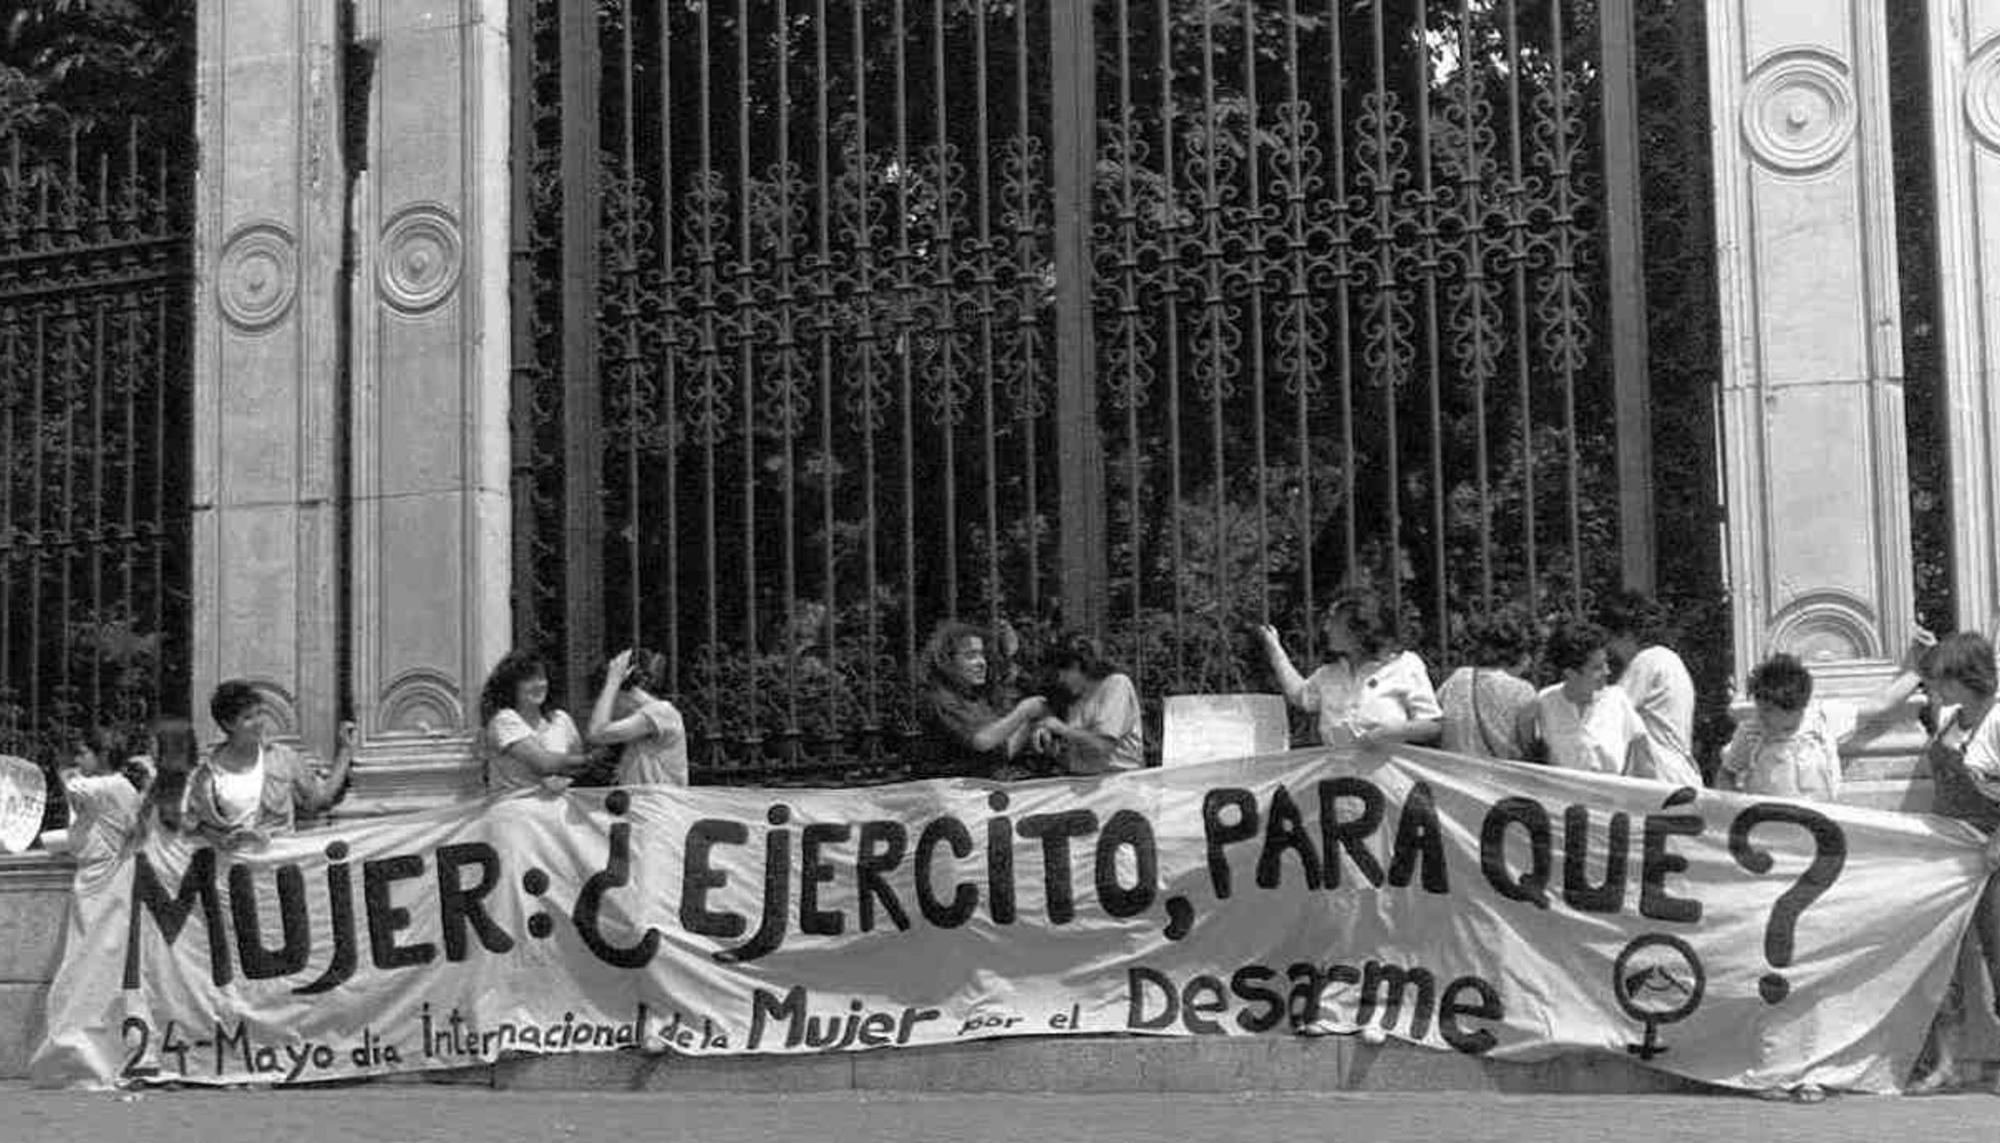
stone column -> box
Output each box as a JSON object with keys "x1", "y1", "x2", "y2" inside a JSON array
[
  {"x1": 340, "y1": 0, "x2": 512, "y2": 816},
  {"x1": 1708, "y1": 2, "x2": 1920, "y2": 786},
  {"x1": 191, "y1": 3, "x2": 344, "y2": 750},
  {"x1": 1929, "y1": 5, "x2": 2000, "y2": 641}
]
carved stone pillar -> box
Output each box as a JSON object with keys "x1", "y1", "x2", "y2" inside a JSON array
[
  {"x1": 340, "y1": 0, "x2": 512, "y2": 816},
  {"x1": 1708, "y1": 2, "x2": 1922, "y2": 789},
  {"x1": 191, "y1": 4, "x2": 344, "y2": 750},
  {"x1": 1929, "y1": 5, "x2": 2000, "y2": 642}
]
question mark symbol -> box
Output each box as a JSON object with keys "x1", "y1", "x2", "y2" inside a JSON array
[{"x1": 1728, "y1": 803, "x2": 1847, "y2": 1004}]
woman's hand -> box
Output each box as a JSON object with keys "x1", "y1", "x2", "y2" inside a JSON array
[
  {"x1": 606, "y1": 648, "x2": 635, "y2": 687},
  {"x1": 1255, "y1": 624, "x2": 1283, "y2": 652},
  {"x1": 1902, "y1": 627, "x2": 1937, "y2": 675}
]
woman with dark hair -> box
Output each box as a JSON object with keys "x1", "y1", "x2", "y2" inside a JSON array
[
  {"x1": 479, "y1": 650, "x2": 588, "y2": 794},
  {"x1": 1438, "y1": 606, "x2": 1538, "y2": 761},
  {"x1": 1523, "y1": 619, "x2": 1651, "y2": 776},
  {"x1": 1255, "y1": 590, "x2": 1442, "y2": 751},
  {"x1": 586, "y1": 646, "x2": 688, "y2": 787},
  {"x1": 182, "y1": 681, "x2": 355, "y2": 845},
  {"x1": 1907, "y1": 632, "x2": 2000, "y2": 1091},
  {"x1": 910, "y1": 620, "x2": 1049, "y2": 779},
  {"x1": 1037, "y1": 633, "x2": 1145, "y2": 775}
]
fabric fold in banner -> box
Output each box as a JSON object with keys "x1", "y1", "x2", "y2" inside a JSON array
[{"x1": 32, "y1": 746, "x2": 1990, "y2": 1091}]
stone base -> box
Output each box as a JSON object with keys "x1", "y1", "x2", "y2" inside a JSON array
[{"x1": 427, "y1": 1038, "x2": 1714, "y2": 1094}]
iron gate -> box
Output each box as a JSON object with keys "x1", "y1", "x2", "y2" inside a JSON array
[
  {"x1": 0, "y1": 127, "x2": 193, "y2": 779},
  {"x1": 513, "y1": 0, "x2": 1716, "y2": 780}
]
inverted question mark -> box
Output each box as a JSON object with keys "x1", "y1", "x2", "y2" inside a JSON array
[{"x1": 1728, "y1": 803, "x2": 1847, "y2": 1004}]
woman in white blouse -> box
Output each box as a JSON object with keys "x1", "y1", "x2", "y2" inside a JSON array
[
  {"x1": 1256, "y1": 590, "x2": 1443, "y2": 751},
  {"x1": 478, "y1": 650, "x2": 590, "y2": 794}
]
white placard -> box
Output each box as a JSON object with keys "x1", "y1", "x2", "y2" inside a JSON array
[
  {"x1": 0, "y1": 754, "x2": 47, "y2": 854},
  {"x1": 1159, "y1": 693, "x2": 1291, "y2": 766}
]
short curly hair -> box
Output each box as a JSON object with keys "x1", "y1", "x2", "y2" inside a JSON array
[
  {"x1": 1457, "y1": 605, "x2": 1537, "y2": 669},
  {"x1": 1925, "y1": 632, "x2": 1997, "y2": 701},
  {"x1": 1747, "y1": 653, "x2": 1814, "y2": 712},
  {"x1": 208, "y1": 679, "x2": 263, "y2": 731},
  {"x1": 479, "y1": 650, "x2": 553, "y2": 726},
  {"x1": 1544, "y1": 618, "x2": 1608, "y2": 676}
]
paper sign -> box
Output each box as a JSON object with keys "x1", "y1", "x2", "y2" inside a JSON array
[
  {"x1": 0, "y1": 754, "x2": 47, "y2": 854},
  {"x1": 1159, "y1": 693, "x2": 1291, "y2": 766}
]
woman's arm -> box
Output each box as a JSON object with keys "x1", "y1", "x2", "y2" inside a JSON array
[
  {"x1": 961, "y1": 696, "x2": 1049, "y2": 755},
  {"x1": 1361, "y1": 717, "x2": 1442, "y2": 746},
  {"x1": 1255, "y1": 625, "x2": 1312, "y2": 706},
  {"x1": 1856, "y1": 630, "x2": 1935, "y2": 722}
]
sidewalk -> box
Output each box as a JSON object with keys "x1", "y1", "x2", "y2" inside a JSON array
[{"x1": 7, "y1": 1086, "x2": 2000, "y2": 1143}]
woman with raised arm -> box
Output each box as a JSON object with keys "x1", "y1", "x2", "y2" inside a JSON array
[
  {"x1": 586, "y1": 646, "x2": 688, "y2": 787},
  {"x1": 1255, "y1": 589, "x2": 1442, "y2": 752}
]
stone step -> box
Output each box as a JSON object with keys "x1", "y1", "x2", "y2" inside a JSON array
[{"x1": 384, "y1": 1037, "x2": 1712, "y2": 1094}]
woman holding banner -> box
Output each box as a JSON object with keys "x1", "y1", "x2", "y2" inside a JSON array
[
  {"x1": 910, "y1": 620, "x2": 1050, "y2": 780},
  {"x1": 1905, "y1": 631, "x2": 2000, "y2": 1093}
]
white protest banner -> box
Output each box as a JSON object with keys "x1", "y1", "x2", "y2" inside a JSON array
[
  {"x1": 31, "y1": 746, "x2": 1990, "y2": 1092},
  {"x1": 0, "y1": 755, "x2": 47, "y2": 854}
]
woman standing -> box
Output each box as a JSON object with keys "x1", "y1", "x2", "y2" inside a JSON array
[
  {"x1": 1523, "y1": 619, "x2": 1651, "y2": 776},
  {"x1": 910, "y1": 620, "x2": 1049, "y2": 780},
  {"x1": 182, "y1": 681, "x2": 355, "y2": 845},
  {"x1": 478, "y1": 651, "x2": 589, "y2": 794},
  {"x1": 1255, "y1": 590, "x2": 1442, "y2": 751},
  {"x1": 586, "y1": 646, "x2": 688, "y2": 787},
  {"x1": 1437, "y1": 607, "x2": 1539, "y2": 761},
  {"x1": 1038, "y1": 634, "x2": 1145, "y2": 775}
]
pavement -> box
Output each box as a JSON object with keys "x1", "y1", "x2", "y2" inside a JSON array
[{"x1": 7, "y1": 1086, "x2": 2000, "y2": 1143}]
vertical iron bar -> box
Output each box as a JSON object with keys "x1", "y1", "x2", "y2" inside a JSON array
[
  {"x1": 737, "y1": 0, "x2": 762, "y2": 758},
  {"x1": 974, "y1": 5, "x2": 1000, "y2": 630},
  {"x1": 1052, "y1": 0, "x2": 1104, "y2": 636},
  {"x1": 1283, "y1": 0, "x2": 1314, "y2": 647},
  {"x1": 1200, "y1": 3, "x2": 1226, "y2": 638},
  {"x1": 897, "y1": 0, "x2": 919, "y2": 740},
  {"x1": 1504, "y1": 0, "x2": 1537, "y2": 612},
  {"x1": 1416, "y1": 0, "x2": 1447, "y2": 651},
  {"x1": 819, "y1": 0, "x2": 841, "y2": 754},
  {"x1": 1243, "y1": 1, "x2": 1271, "y2": 625},
  {"x1": 775, "y1": 0, "x2": 802, "y2": 759},
  {"x1": 620, "y1": 1, "x2": 641, "y2": 649},
  {"x1": 558, "y1": 0, "x2": 604, "y2": 708},
  {"x1": 29, "y1": 303, "x2": 44, "y2": 729},
  {"x1": 1330, "y1": 0, "x2": 1351, "y2": 659},
  {"x1": 1370, "y1": 1, "x2": 1401, "y2": 622},
  {"x1": 657, "y1": 2, "x2": 681, "y2": 695},
  {"x1": 1014, "y1": 0, "x2": 1041, "y2": 621},
  {"x1": 697, "y1": 0, "x2": 724, "y2": 764},
  {"x1": 933, "y1": 0, "x2": 959, "y2": 618},
  {"x1": 91, "y1": 297, "x2": 107, "y2": 725},
  {"x1": 1599, "y1": 0, "x2": 1653, "y2": 594},
  {"x1": 1461, "y1": 0, "x2": 1493, "y2": 611},
  {"x1": 1116, "y1": 0, "x2": 1143, "y2": 690},
  {"x1": 852, "y1": 0, "x2": 882, "y2": 753},
  {"x1": 506, "y1": 0, "x2": 538, "y2": 660},
  {"x1": 1159, "y1": 0, "x2": 1186, "y2": 683},
  {"x1": 1550, "y1": 2, "x2": 1582, "y2": 616}
]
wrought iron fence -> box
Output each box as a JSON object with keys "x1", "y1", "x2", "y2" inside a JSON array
[
  {"x1": 513, "y1": 0, "x2": 1712, "y2": 782},
  {"x1": 0, "y1": 127, "x2": 193, "y2": 807}
]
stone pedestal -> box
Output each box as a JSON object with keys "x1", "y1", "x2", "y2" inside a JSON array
[
  {"x1": 340, "y1": 0, "x2": 511, "y2": 816},
  {"x1": 1707, "y1": 1, "x2": 1926, "y2": 776},
  {"x1": 190, "y1": 3, "x2": 345, "y2": 751}
]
